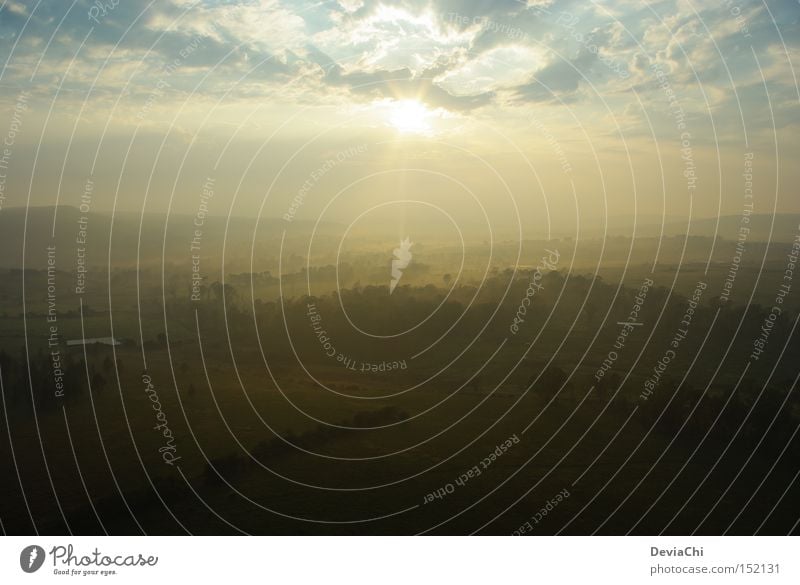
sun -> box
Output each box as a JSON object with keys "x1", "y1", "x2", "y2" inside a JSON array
[{"x1": 387, "y1": 99, "x2": 432, "y2": 134}]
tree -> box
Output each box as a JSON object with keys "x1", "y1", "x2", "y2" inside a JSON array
[{"x1": 91, "y1": 371, "x2": 107, "y2": 393}]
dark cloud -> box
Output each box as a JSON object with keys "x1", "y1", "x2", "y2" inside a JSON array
[
  {"x1": 303, "y1": 45, "x2": 493, "y2": 112},
  {"x1": 509, "y1": 23, "x2": 616, "y2": 104}
]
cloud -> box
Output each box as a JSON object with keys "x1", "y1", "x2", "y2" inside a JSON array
[{"x1": 303, "y1": 45, "x2": 494, "y2": 111}]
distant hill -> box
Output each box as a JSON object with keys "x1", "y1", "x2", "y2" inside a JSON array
[
  {"x1": 667, "y1": 214, "x2": 799, "y2": 242},
  {"x1": 561, "y1": 213, "x2": 800, "y2": 242},
  {"x1": 0, "y1": 205, "x2": 342, "y2": 270}
]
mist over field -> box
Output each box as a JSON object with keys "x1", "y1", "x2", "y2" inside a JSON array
[{"x1": 0, "y1": 0, "x2": 798, "y2": 537}]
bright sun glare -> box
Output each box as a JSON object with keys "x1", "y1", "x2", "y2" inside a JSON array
[{"x1": 387, "y1": 100, "x2": 432, "y2": 134}]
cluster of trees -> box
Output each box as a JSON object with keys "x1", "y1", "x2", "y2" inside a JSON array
[
  {"x1": 0, "y1": 348, "x2": 122, "y2": 412},
  {"x1": 202, "y1": 407, "x2": 408, "y2": 486}
]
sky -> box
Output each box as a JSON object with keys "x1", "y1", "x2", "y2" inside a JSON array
[{"x1": 0, "y1": 0, "x2": 798, "y2": 237}]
